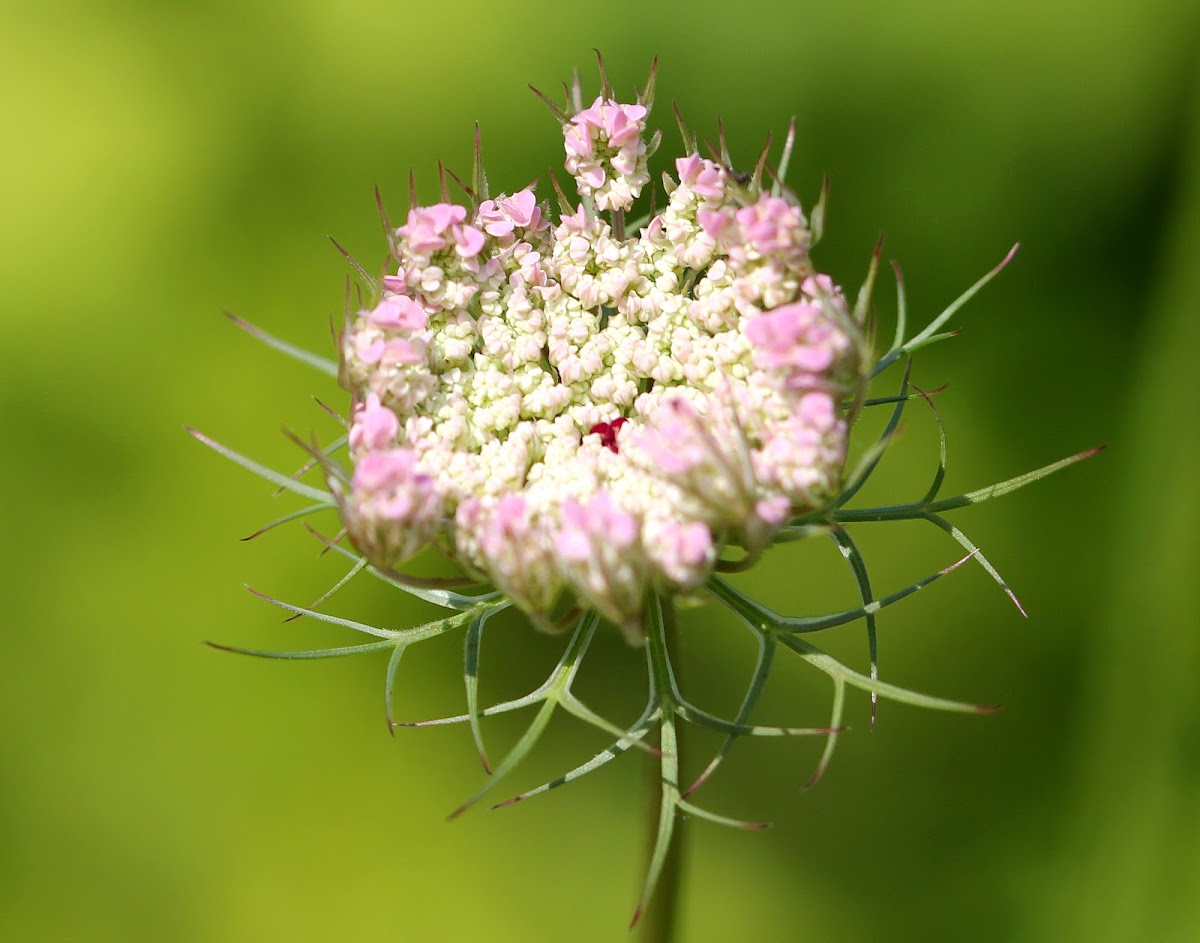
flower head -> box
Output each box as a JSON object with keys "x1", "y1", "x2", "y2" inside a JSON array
[
  {"x1": 198, "y1": 60, "x2": 1094, "y2": 932},
  {"x1": 331, "y1": 122, "x2": 861, "y2": 627}
]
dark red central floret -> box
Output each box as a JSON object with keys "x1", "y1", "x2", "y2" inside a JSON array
[{"x1": 588, "y1": 417, "x2": 629, "y2": 453}]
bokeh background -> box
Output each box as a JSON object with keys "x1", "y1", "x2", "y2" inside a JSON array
[{"x1": 4, "y1": 1, "x2": 1199, "y2": 940}]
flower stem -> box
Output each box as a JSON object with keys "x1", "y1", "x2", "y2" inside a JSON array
[{"x1": 639, "y1": 596, "x2": 686, "y2": 943}]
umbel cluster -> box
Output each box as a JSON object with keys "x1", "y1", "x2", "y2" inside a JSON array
[{"x1": 194, "y1": 60, "x2": 1097, "y2": 925}]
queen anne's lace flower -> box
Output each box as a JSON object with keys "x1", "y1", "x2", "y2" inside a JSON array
[
  {"x1": 198, "y1": 61, "x2": 1095, "y2": 931},
  {"x1": 334, "y1": 95, "x2": 867, "y2": 627}
]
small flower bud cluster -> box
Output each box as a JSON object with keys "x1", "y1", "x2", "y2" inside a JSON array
[
  {"x1": 335, "y1": 88, "x2": 866, "y2": 637},
  {"x1": 337, "y1": 449, "x2": 444, "y2": 571},
  {"x1": 745, "y1": 274, "x2": 861, "y2": 397},
  {"x1": 564, "y1": 98, "x2": 651, "y2": 212},
  {"x1": 645, "y1": 154, "x2": 729, "y2": 272},
  {"x1": 455, "y1": 494, "x2": 560, "y2": 618},
  {"x1": 340, "y1": 296, "x2": 435, "y2": 415}
]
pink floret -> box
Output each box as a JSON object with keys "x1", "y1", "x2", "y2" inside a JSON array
[
  {"x1": 369, "y1": 296, "x2": 429, "y2": 331},
  {"x1": 349, "y1": 393, "x2": 400, "y2": 453},
  {"x1": 736, "y1": 196, "x2": 803, "y2": 256}
]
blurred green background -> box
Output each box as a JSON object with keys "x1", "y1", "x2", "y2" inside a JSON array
[{"x1": 3, "y1": 1, "x2": 1199, "y2": 940}]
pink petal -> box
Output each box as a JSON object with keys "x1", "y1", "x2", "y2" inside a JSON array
[
  {"x1": 454, "y1": 224, "x2": 485, "y2": 258},
  {"x1": 382, "y1": 339, "x2": 421, "y2": 364}
]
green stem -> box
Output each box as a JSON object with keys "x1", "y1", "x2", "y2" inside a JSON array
[{"x1": 639, "y1": 596, "x2": 686, "y2": 943}]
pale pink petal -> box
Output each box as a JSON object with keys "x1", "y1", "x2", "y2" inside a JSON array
[{"x1": 454, "y1": 224, "x2": 485, "y2": 258}]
